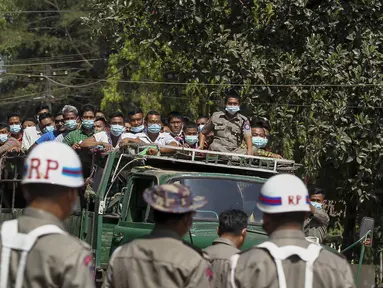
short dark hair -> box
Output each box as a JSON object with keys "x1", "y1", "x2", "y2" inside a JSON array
[
  {"x1": 81, "y1": 104, "x2": 95, "y2": 117},
  {"x1": 145, "y1": 110, "x2": 161, "y2": 121},
  {"x1": 218, "y1": 209, "x2": 248, "y2": 236},
  {"x1": 110, "y1": 111, "x2": 124, "y2": 120},
  {"x1": 184, "y1": 122, "x2": 198, "y2": 131},
  {"x1": 128, "y1": 108, "x2": 143, "y2": 119},
  {"x1": 267, "y1": 212, "x2": 306, "y2": 227},
  {"x1": 55, "y1": 112, "x2": 63, "y2": 118},
  {"x1": 23, "y1": 183, "x2": 71, "y2": 199},
  {"x1": 197, "y1": 116, "x2": 208, "y2": 121},
  {"x1": 39, "y1": 112, "x2": 53, "y2": 123},
  {"x1": 153, "y1": 209, "x2": 191, "y2": 224},
  {"x1": 224, "y1": 88, "x2": 240, "y2": 104},
  {"x1": 94, "y1": 116, "x2": 107, "y2": 126},
  {"x1": 251, "y1": 117, "x2": 271, "y2": 131},
  {"x1": 35, "y1": 104, "x2": 49, "y2": 115},
  {"x1": 0, "y1": 122, "x2": 10, "y2": 131},
  {"x1": 7, "y1": 112, "x2": 21, "y2": 121},
  {"x1": 95, "y1": 108, "x2": 104, "y2": 114},
  {"x1": 167, "y1": 111, "x2": 183, "y2": 123},
  {"x1": 22, "y1": 117, "x2": 36, "y2": 125},
  {"x1": 309, "y1": 187, "x2": 325, "y2": 198}
]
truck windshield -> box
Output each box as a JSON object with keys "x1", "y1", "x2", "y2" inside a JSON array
[{"x1": 170, "y1": 177, "x2": 263, "y2": 224}]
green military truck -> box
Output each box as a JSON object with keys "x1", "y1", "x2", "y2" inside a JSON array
[{"x1": 0, "y1": 146, "x2": 375, "y2": 287}]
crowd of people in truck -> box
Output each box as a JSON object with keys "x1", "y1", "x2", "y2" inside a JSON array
[{"x1": 0, "y1": 89, "x2": 282, "y2": 158}]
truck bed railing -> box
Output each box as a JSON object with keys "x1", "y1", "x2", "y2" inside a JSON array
[{"x1": 119, "y1": 144, "x2": 301, "y2": 174}]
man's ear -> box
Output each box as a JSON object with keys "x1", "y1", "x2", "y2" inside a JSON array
[{"x1": 241, "y1": 228, "x2": 247, "y2": 239}]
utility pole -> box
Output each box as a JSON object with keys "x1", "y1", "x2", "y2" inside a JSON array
[{"x1": 44, "y1": 65, "x2": 52, "y2": 111}]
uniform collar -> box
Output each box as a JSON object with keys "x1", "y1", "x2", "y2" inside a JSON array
[
  {"x1": 150, "y1": 227, "x2": 182, "y2": 240},
  {"x1": 213, "y1": 237, "x2": 237, "y2": 248},
  {"x1": 23, "y1": 207, "x2": 65, "y2": 229},
  {"x1": 270, "y1": 229, "x2": 306, "y2": 240}
]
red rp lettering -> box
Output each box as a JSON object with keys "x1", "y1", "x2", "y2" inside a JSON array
[
  {"x1": 288, "y1": 195, "x2": 301, "y2": 205},
  {"x1": 28, "y1": 158, "x2": 41, "y2": 179},
  {"x1": 45, "y1": 159, "x2": 58, "y2": 179}
]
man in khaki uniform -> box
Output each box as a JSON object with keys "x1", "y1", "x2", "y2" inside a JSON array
[
  {"x1": 199, "y1": 89, "x2": 252, "y2": 155},
  {"x1": 230, "y1": 174, "x2": 355, "y2": 288},
  {"x1": 102, "y1": 183, "x2": 213, "y2": 288},
  {"x1": 304, "y1": 187, "x2": 330, "y2": 244},
  {"x1": 0, "y1": 142, "x2": 95, "y2": 288},
  {"x1": 203, "y1": 209, "x2": 247, "y2": 288}
]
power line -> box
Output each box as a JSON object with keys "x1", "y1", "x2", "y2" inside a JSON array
[
  {"x1": 2, "y1": 58, "x2": 103, "y2": 67},
  {"x1": 5, "y1": 72, "x2": 383, "y2": 88},
  {"x1": 0, "y1": 10, "x2": 100, "y2": 15},
  {"x1": 5, "y1": 52, "x2": 99, "y2": 63}
]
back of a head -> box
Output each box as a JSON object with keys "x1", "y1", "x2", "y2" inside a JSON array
[
  {"x1": 22, "y1": 142, "x2": 84, "y2": 191},
  {"x1": 258, "y1": 174, "x2": 310, "y2": 231},
  {"x1": 218, "y1": 209, "x2": 248, "y2": 236}
]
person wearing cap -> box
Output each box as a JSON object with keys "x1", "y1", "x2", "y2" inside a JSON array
[
  {"x1": 102, "y1": 183, "x2": 213, "y2": 288},
  {"x1": 0, "y1": 142, "x2": 95, "y2": 288},
  {"x1": 203, "y1": 209, "x2": 248, "y2": 288},
  {"x1": 304, "y1": 187, "x2": 330, "y2": 244},
  {"x1": 230, "y1": 174, "x2": 355, "y2": 288}
]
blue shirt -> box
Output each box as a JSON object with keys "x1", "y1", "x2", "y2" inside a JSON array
[{"x1": 35, "y1": 130, "x2": 62, "y2": 144}]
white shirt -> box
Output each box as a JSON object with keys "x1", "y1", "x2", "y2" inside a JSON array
[
  {"x1": 93, "y1": 131, "x2": 122, "y2": 148},
  {"x1": 122, "y1": 132, "x2": 177, "y2": 146},
  {"x1": 22, "y1": 127, "x2": 41, "y2": 151}
]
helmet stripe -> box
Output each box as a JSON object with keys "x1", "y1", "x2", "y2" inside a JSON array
[
  {"x1": 62, "y1": 167, "x2": 82, "y2": 178},
  {"x1": 259, "y1": 193, "x2": 282, "y2": 206}
]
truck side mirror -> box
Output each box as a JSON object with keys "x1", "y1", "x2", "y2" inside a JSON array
[{"x1": 359, "y1": 217, "x2": 374, "y2": 247}]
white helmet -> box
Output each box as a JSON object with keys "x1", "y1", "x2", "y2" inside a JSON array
[
  {"x1": 257, "y1": 174, "x2": 310, "y2": 214},
  {"x1": 22, "y1": 142, "x2": 84, "y2": 188}
]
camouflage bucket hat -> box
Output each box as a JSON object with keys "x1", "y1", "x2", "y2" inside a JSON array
[{"x1": 143, "y1": 183, "x2": 207, "y2": 213}]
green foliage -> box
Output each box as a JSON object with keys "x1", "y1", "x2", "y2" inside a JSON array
[
  {"x1": 0, "y1": 0, "x2": 105, "y2": 117},
  {"x1": 89, "y1": 0, "x2": 383, "y2": 259}
]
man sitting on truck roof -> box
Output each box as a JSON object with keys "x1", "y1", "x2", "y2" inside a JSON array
[
  {"x1": 199, "y1": 89, "x2": 253, "y2": 155},
  {"x1": 250, "y1": 119, "x2": 282, "y2": 159},
  {"x1": 127, "y1": 108, "x2": 145, "y2": 134},
  {"x1": 204, "y1": 209, "x2": 248, "y2": 288},
  {"x1": 183, "y1": 122, "x2": 199, "y2": 149},
  {"x1": 168, "y1": 111, "x2": 185, "y2": 145},
  {"x1": 120, "y1": 110, "x2": 178, "y2": 155}
]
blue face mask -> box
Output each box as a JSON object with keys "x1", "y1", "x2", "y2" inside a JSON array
[
  {"x1": 43, "y1": 125, "x2": 54, "y2": 134},
  {"x1": 65, "y1": 120, "x2": 77, "y2": 130},
  {"x1": 185, "y1": 135, "x2": 198, "y2": 145},
  {"x1": 131, "y1": 124, "x2": 144, "y2": 133},
  {"x1": 0, "y1": 134, "x2": 8, "y2": 143},
  {"x1": 110, "y1": 124, "x2": 125, "y2": 136},
  {"x1": 82, "y1": 119, "x2": 95, "y2": 129},
  {"x1": 10, "y1": 124, "x2": 21, "y2": 134},
  {"x1": 147, "y1": 124, "x2": 161, "y2": 134},
  {"x1": 311, "y1": 201, "x2": 322, "y2": 210},
  {"x1": 225, "y1": 106, "x2": 240, "y2": 115},
  {"x1": 252, "y1": 136, "x2": 268, "y2": 148}
]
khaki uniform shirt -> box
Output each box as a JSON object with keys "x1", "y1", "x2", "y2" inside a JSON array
[
  {"x1": 204, "y1": 238, "x2": 239, "y2": 288},
  {"x1": 304, "y1": 208, "x2": 330, "y2": 244},
  {"x1": 0, "y1": 207, "x2": 95, "y2": 288},
  {"x1": 103, "y1": 228, "x2": 213, "y2": 288},
  {"x1": 202, "y1": 111, "x2": 251, "y2": 153},
  {"x1": 230, "y1": 229, "x2": 355, "y2": 288}
]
